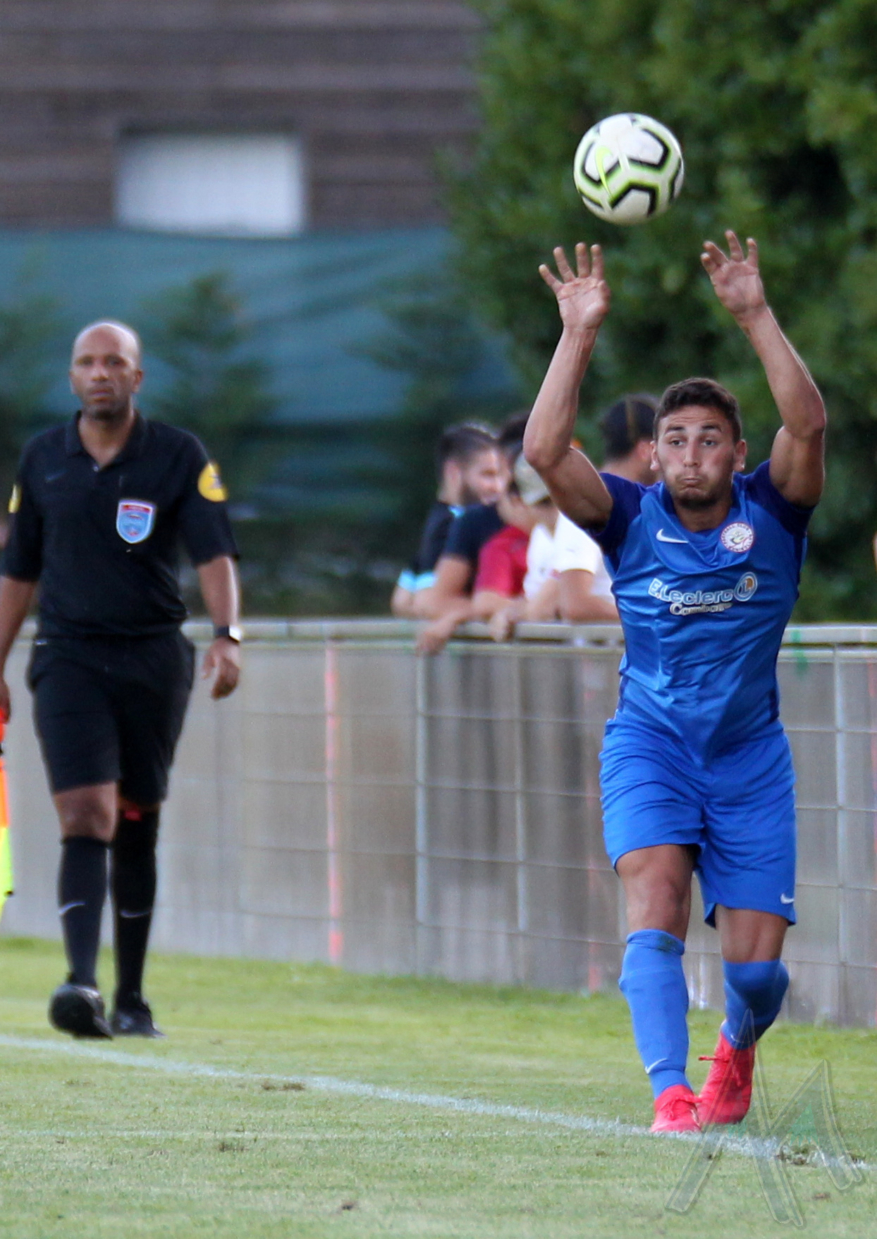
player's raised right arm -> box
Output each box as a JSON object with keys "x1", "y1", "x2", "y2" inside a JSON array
[{"x1": 524, "y1": 243, "x2": 614, "y2": 530}]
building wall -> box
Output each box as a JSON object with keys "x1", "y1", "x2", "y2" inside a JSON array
[{"x1": 0, "y1": 1, "x2": 481, "y2": 229}]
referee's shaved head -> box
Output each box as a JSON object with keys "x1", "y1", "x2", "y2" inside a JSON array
[
  {"x1": 70, "y1": 320, "x2": 144, "y2": 422},
  {"x1": 72, "y1": 320, "x2": 143, "y2": 367}
]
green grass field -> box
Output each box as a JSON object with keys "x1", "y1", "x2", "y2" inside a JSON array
[{"x1": 0, "y1": 938, "x2": 874, "y2": 1238}]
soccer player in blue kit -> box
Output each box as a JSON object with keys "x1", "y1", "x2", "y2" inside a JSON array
[{"x1": 523, "y1": 232, "x2": 826, "y2": 1133}]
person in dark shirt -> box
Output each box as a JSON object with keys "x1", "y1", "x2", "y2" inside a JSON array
[
  {"x1": 0, "y1": 320, "x2": 241, "y2": 1040},
  {"x1": 414, "y1": 411, "x2": 528, "y2": 620},
  {"x1": 416, "y1": 451, "x2": 551, "y2": 654},
  {"x1": 390, "y1": 422, "x2": 504, "y2": 617}
]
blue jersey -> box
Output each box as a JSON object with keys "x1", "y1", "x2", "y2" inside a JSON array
[{"x1": 592, "y1": 462, "x2": 813, "y2": 760}]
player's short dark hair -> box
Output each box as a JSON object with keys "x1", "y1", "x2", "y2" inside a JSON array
[
  {"x1": 599, "y1": 394, "x2": 659, "y2": 458},
  {"x1": 497, "y1": 409, "x2": 531, "y2": 460},
  {"x1": 655, "y1": 378, "x2": 743, "y2": 443},
  {"x1": 435, "y1": 422, "x2": 497, "y2": 477}
]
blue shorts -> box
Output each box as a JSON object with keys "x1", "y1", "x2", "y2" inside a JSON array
[{"x1": 600, "y1": 719, "x2": 797, "y2": 927}]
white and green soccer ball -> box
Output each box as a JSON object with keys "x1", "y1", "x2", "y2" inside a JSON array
[{"x1": 573, "y1": 113, "x2": 684, "y2": 225}]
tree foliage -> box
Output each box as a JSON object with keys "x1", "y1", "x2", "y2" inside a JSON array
[
  {"x1": 356, "y1": 270, "x2": 521, "y2": 561},
  {"x1": 451, "y1": 0, "x2": 877, "y2": 617},
  {"x1": 0, "y1": 275, "x2": 65, "y2": 510},
  {"x1": 139, "y1": 272, "x2": 280, "y2": 504}
]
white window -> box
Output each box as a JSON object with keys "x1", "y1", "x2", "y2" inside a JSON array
[{"x1": 115, "y1": 134, "x2": 306, "y2": 236}]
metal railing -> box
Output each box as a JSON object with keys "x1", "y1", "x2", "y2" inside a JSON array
[{"x1": 2, "y1": 620, "x2": 876, "y2": 1027}]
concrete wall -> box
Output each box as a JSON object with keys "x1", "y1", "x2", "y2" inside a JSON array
[{"x1": 3, "y1": 620, "x2": 876, "y2": 1027}]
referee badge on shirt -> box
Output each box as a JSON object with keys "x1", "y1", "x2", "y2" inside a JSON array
[
  {"x1": 117, "y1": 500, "x2": 157, "y2": 544},
  {"x1": 198, "y1": 462, "x2": 228, "y2": 502}
]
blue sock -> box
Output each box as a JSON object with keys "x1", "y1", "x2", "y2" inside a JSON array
[
  {"x1": 619, "y1": 929, "x2": 690, "y2": 1099},
  {"x1": 722, "y1": 959, "x2": 789, "y2": 1049}
]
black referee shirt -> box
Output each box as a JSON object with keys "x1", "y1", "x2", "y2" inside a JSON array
[{"x1": 2, "y1": 413, "x2": 238, "y2": 638}]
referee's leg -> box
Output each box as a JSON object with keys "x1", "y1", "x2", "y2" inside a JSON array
[
  {"x1": 109, "y1": 795, "x2": 163, "y2": 1036},
  {"x1": 109, "y1": 630, "x2": 195, "y2": 1037},
  {"x1": 50, "y1": 782, "x2": 118, "y2": 1038}
]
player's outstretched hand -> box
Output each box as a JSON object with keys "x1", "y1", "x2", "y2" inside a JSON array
[
  {"x1": 539, "y1": 243, "x2": 611, "y2": 333},
  {"x1": 202, "y1": 637, "x2": 241, "y2": 699},
  {"x1": 701, "y1": 231, "x2": 767, "y2": 322}
]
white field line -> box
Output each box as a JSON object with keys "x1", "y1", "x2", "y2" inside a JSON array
[{"x1": 0, "y1": 1033, "x2": 869, "y2": 1171}]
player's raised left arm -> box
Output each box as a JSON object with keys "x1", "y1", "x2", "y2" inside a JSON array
[{"x1": 702, "y1": 231, "x2": 826, "y2": 507}]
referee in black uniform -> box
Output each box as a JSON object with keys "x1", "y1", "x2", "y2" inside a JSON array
[{"x1": 0, "y1": 320, "x2": 242, "y2": 1039}]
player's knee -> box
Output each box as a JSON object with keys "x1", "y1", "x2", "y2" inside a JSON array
[{"x1": 59, "y1": 806, "x2": 116, "y2": 841}]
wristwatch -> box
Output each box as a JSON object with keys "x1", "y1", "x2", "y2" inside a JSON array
[{"x1": 214, "y1": 624, "x2": 243, "y2": 643}]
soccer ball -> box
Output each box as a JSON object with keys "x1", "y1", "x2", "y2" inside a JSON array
[{"x1": 573, "y1": 113, "x2": 684, "y2": 225}]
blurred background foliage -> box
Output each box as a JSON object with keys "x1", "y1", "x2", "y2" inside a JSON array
[
  {"x1": 0, "y1": 272, "x2": 67, "y2": 513},
  {"x1": 0, "y1": 261, "x2": 519, "y2": 615},
  {"x1": 3, "y1": 0, "x2": 877, "y2": 617},
  {"x1": 451, "y1": 0, "x2": 877, "y2": 618}
]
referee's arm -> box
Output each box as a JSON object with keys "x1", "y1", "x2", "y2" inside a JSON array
[
  {"x1": 0, "y1": 576, "x2": 38, "y2": 720},
  {"x1": 196, "y1": 555, "x2": 241, "y2": 700}
]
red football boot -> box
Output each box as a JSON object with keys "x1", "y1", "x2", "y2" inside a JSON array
[
  {"x1": 650, "y1": 1084, "x2": 702, "y2": 1133},
  {"x1": 697, "y1": 1031, "x2": 756, "y2": 1125}
]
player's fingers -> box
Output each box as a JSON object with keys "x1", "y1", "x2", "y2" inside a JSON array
[
  {"x1": 554, "y1": 246, "x2": 577, "y2": 282},
  {"x1": 725, "y1": 230, "x2": 744, "y2": 261},
  {"x1": 746, "y1": 237, "x2": 759, "y2": 267},
  {"x1": 538, "y1": 264, "x2": 562, "y2": 292},
  {"x1": 574, "y1": 241, "x2": 590, "y2": 279},
  {"x1": 701, "y1": 240, "x2": 725, "y2": 265},
  {"x1": 589, "y1": 244, "x2": 604, "y2": 282}
]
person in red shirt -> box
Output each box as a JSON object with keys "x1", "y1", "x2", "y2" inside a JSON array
[{"x1": 417, "y1": 451, "x2": 552, "y2": 653}]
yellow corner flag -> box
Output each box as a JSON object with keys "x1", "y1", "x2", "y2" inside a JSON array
[{"x1": 0, "y1": 717, "x2": 13, "y2": 922}]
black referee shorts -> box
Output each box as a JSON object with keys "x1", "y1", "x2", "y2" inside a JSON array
[{"x1": 28, "y1": 631, "x2": 196, "y2": 805}]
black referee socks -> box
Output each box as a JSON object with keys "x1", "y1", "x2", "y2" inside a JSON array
[
  {"x1": 58, "y1": 836, "x2": 109, "y2": 990},
  {"x1": 111, "y1": 809, "x2": 160, "y2": 1006}
]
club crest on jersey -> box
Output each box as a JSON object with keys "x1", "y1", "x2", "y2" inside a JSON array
[
  {"x1": 116, "y1": 500, "x2": 156, "y2": 544},
  {"x1": 721, "y1": 521, "x2": 755, "y2": 553}
]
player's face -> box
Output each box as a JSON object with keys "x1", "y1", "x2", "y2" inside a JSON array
[
  {"x1": 652, "y1": 405, "x2": 746, "y2": 512},
  {"x1": 70, "y1": 326, "x2": 143, "y2": 423},
  {"x1": 460, "y1": 449, "x2": 507, "y2": 506}
]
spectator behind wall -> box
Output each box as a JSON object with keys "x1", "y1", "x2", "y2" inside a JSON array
[
  {"x1": 416, "y1": 448, "x2": 551, "y2": 654},
  {"x1": 414, "y1": 411, "x2": 529, "y2": 621},
  {"x1": 390, "y1": 423, "x2": 505, "y2": 618},
  {"x1": 558, "y1": 394, "x2": 657, "y2": 623},
  {"x1": 490, "y1": 454, "x2": 616, "y2": 640}
]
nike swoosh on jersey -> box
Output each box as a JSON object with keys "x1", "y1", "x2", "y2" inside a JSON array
[{"x1": 656, "y1": 528, "x2": 688, "y2": 544}]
